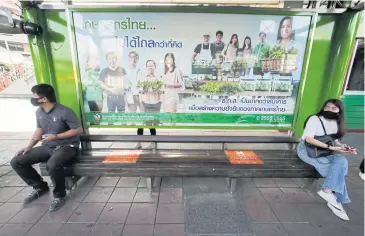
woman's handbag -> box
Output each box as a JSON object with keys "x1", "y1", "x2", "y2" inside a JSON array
[{"x1": 305, "y1": 116, "x2": 335, "y2": 158}]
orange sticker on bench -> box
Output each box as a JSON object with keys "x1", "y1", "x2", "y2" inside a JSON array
[
  {"x1": 103, "y1": 150, "x2": 142, "y2": 163},
  {"x1": 225, "y1": 151, "x2": 263, "y2": 164}
]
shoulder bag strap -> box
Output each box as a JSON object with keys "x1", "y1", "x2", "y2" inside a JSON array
[{"x1": 316, "y1": 115, "x2": 327, "y2": 135}]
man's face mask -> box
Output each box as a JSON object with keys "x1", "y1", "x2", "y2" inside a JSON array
[{"x1": 30, "y1": 97, "x2": 45, "y2": 106}]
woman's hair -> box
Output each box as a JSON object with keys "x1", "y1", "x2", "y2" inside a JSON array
[
  {"x1": 85, "y1": 54, "x2": 100, "y2": 72},
  {"x1": 277, "y1": 16, "x2": 295, "y2": 41},
  {"x1": 304, "y1": 99, "x2": 346, "y2": 138},
  {"x1": 229, "y1": 34, "x2": 239, "y2": 48},
  {"x1": 164, "y1": 53, "x2": 176, "y2": 74},
  {"x1": 243, "y1": 36, "x2": 252, "y2": 50}
]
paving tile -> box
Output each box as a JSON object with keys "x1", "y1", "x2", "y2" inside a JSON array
[
  {"x1": 0, "y1": 202, "x2": 24, "y2": 223},
  {"x1": 7, "y1": 187, "x2": 34, "y2": 202},
  {"x1": 117, "y1": 177, "x2": 141, "y2": 187},
  {"x1": 159, "y1": 188, "x2": 182, "y2": 204},
  {"x1": 77, "y1": 177, "x2": 99, "y2": 187},
  {"x1": 0, "y1": 175, "x2": 27, "y2": 187},
  {"x1": 0, "y1": 165, "x2": 13, "y2": 177},
  {"x1": 185, "y1": 193, "x2": 253, "y2": 235},
  {"x1": 253, "y1": 178, "x2": 278, "y2": 188},
  {"x1": 138, "y1": 178, "x2": 147, "y2": 188},
  {"x1": 154, "y1": 224, "x2": 185, "y2": 236},
  {"x1": 25, "y1": 223, "x2": 63, "y2": 236},
  {"x1": 39, "y1": 201, "x2": 80, "y2": 223},
  {"x1": 161, "y1": 177, "x2": 182, "y2": 188},
  {"x1": 95, "y1": 177, "x2": 120, "y2": 187},
  {"x1": 313, "y1": 223, "x2": 364, "y2": 236},
  {"x1": 296, "y1": 203, "x2": 344, "y2": 224},
  {"x1": 238, "y1": 188, "x2": 278, "y2": 222},
  {"x1": 126, "y1": 203, "x2": 157, "y2": 225},
  {"x1": 0, "y1": 187, "x2": 24, "y2": 202},
  {"x1": 109, "y1": 188, "x2": 136, "y2": 202},
  {"x1": 133, "y1": 188, "x2": 159, "y2": 203},
  {"x1": 89, "y1": 223, "x2": 124, "y2": 236},
  {"x1": 57, "y1": 223, "x2": 94, "y2": 236},
  {"x1": 273, "y1": 178, "x2": 299, "y2": 188},
  {"x1": 67, "y1": 187, "x2": 92, "y2": 202},
  {"x1": 183, "y1": 177, "x2": 228, "y2": 195},
  {"x1": 33, "y1": 191, "x2": 53, "y2": 203},
  {"x1": 68, "y1": 203, "x2": 105, "y2": 223},
  {"x1": 346, "y1": 189, "x2": 364, "y2": 220},
  {"x1": 236, "y1": 178, "x2": 257, "y2": 189},
  {"x1": 83, "y1": 187, "x2": 114, "y2": 203},
  {"x1": 281, "y1": 188, "x2": 319, "y2": 203},
  {"x1": 281, "y1": 223, "x2": 319, "y2": 236},
  {"x1": 97, "y1": 203, "x2": 130, "y2": 224},
  {"x1": 122, "y1": 224, "x2": 153, "y2": 236},
  {"x1": 9, "y1": 203, "x2": 49, "y2": 223},
  {"x1": 259, "y1": 188, "x2": 291, "y2": 203},
  {"x1": 253, "y1": 223, "x2": 288, "y2": 236},
  {"x1": 268, "y1": 202, "x2": 309, "y2": 223},
  {"x1": 156, "y1": 204, "x2": 184, "y2": 224},
  {"x1": 0, "y1": 223, "x2": 33, "y2": 236}
]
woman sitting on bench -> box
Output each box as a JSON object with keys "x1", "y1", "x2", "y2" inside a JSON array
[{"x1": 297, "y1": 99, "x2": 357, "y2": 221}]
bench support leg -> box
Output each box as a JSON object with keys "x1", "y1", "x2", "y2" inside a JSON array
[
  {"x1": 146, "y1": 177, "x2": 155, "y2": 193},
  {"x1": 304, "y1": 178, "x2": 319, "y2": 194},
  {"x1": 65, "y1": 176, "x2": 81, "y2": 190},
  {"x1": 226, "y1": 177, "x2": 237, "y2": 194}
]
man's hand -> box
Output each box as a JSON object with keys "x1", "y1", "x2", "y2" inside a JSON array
[
  {"x1": 42, "y1": 134, "x2": 57, "y2": 143},
  {"x1": 15, "y1": 147, "x2": 32, "y2": 156}
]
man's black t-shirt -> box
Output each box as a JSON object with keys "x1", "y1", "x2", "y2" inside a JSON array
[
  {"x1": 99, "y1": 67, "x2": 126, "y2": 95},
  {"x1": 194, "y1": 43, "x2": 212, "y2": 54}
]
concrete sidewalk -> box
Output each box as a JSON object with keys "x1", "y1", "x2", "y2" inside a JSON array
[{"x1": 0, "y1": 132, "x2": 363, "y2": 236}]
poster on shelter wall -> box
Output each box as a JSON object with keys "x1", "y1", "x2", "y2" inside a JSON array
[{"x1": 73, "y1": 11, "x2": 311, "y2": 128}]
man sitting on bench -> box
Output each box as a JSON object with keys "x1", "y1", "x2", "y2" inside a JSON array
[{"x1": 10, "y1": 84, "x2": 83, "y2": 212}]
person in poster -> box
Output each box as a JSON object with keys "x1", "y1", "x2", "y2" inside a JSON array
[
  {"x1": 222, "y1": 34, "x2": 239, "y2": 62},
  {"x1": 242, "y1": 36, "x2": 253, "y2": 75},
  {"x1": 211, "y1": 30, "x2": 226, "y2": 59},
  {"x1": 134, "y1": 59, "x2": 161, "y2": 149},
  {"x1": 192, "y1": 32, "x2": 213, "y2": 62},
  {"x1": 125, "y1": 51, "x2": 142, "y2": 112},
  {"x1": 277, "y1": 16, "x2": 301, "y2": 73},
  {"x1": 99, "y1": 52, "x2": 127, "y2": 112},
  {"x1": 253, "y1": 32, "x2": 269, "y2": 75},
  {"x1": 82, "y1": 54, "x2": 103, "y2": 112},
  {"x1": 162, "y1": 53, "x2": 183, "y2": 113}
]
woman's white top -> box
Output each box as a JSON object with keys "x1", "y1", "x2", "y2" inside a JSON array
[{"x1": 301, "y1": 116, "x2": 338, "y2": 140}]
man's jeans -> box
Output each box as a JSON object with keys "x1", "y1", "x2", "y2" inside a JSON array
[
  {"x1": 10, "y1": 145, "x2": 78, "y2": 198},
  {"x1": 297, "y1": 141, "x2": 350, "y2": 204}
]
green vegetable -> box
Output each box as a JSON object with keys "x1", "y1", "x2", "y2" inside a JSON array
[
  {"x1": 200, "y1": 82, "x2": 221, "y2": 93},
  {"x1": 274, "y1": 82, "x2": 293, "y2": 91},
  {"x1": 200, "y1": 82, "x2": 241, "y2": 95},
  {"x1": 137, "y1": 80, "x2": 164, "y2": 91},
  {"x1": 270, "y1": 46, "x2": 284, "y2": 59},
  {"x1": 241, "y1": 82, "x2": 255, "y2": 91},
  {"x1": 256, "y1": 81, "x2": 271, "y2": 91}
]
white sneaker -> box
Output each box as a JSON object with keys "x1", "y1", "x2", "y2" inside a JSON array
[
  {"x1": 359, "y1": 172, "x2": 365, "y2": 181},
  {"x1": 133, "y1": 143, "x2": 142, "y2": 149},
  {"x1": 327, "y1": 203, "x2": 349, "y2": 221},
  {"x1": 317, "y1": 190, "x2": 342, "y2": 209}
]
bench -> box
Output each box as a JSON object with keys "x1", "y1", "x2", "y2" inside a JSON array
[{"x1": 39, "y1": 135, "x2": 320, "y2": 193}]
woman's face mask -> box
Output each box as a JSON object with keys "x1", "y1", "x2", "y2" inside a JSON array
[{"x1": 322, "y1": 111, "x2": 339, "y2": 120}]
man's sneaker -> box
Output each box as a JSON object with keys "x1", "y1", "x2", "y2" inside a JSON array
[
  {"x1": 49, "y1": 197, "x2": 66, "y2": 212},
  {"x1": 359, "y1": 172, "x2": 365, "y2": 181},
  {"x1": 327, "y1": 203, "x2": 349, "y2": 221},
  {"x1": 317, "y1": 190, "x2": 341, "y2": 209},
  {"x1": 23, "y1": 187, "x2": 49, "y2": 204}
]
